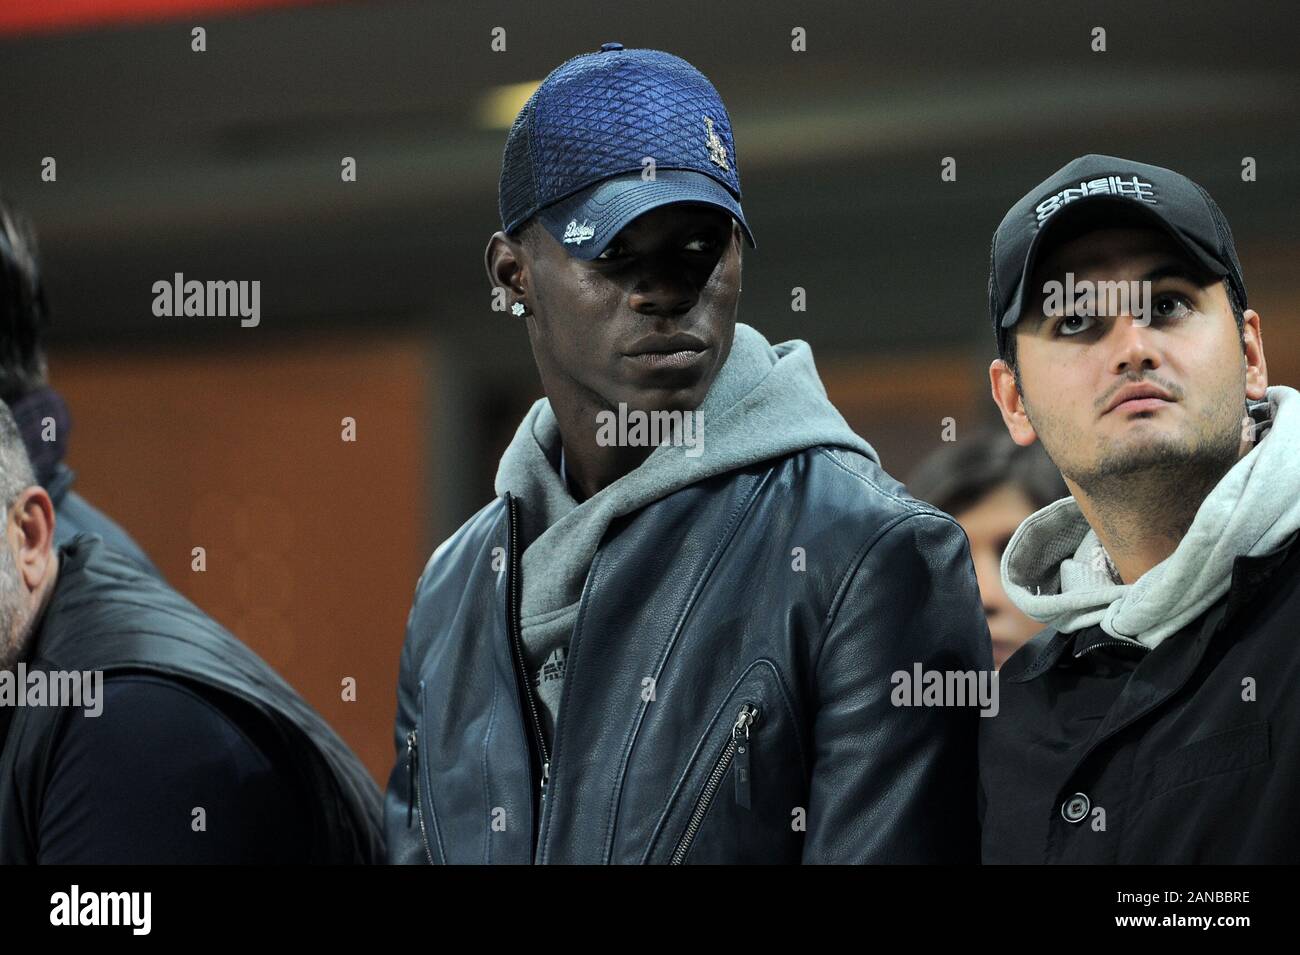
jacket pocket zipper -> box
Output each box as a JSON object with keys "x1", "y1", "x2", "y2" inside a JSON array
[
  {"x1": 669, "y1": 703, "x2": 760, "y2": 865},
  {"x1": 406, "y1": 729, "x2": 436, "y2": 864}
]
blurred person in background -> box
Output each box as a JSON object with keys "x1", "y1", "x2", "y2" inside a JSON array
[
  {"x1": 0, "y1": 195, "x2": 158, "y2": 577},
  {"x1": 907, "y1": 426, "x2": 1068, "y2": 667}
]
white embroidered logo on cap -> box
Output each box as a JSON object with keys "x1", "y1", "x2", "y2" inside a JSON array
[
  {"x1": 704, "y1": 116, "x2": 729, "y2": 171},
  {"x1": 562, "y1": 219, "x2": 596, "y2": 245},
  {"x1": 1034, "y1": 175, "x2": 1156, "y2": 227}
]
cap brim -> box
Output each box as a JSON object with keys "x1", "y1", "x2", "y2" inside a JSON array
[
  {"x1": 1001, "y1": 195, "x2": 1229, "y2": 329},
  {"x1": 535, "y1": 169, "x2": 755, "y2": 260}
]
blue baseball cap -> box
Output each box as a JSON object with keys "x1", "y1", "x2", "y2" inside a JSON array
[{"x1": 498, "y1": 43, "x2": 756, "y2": 260}]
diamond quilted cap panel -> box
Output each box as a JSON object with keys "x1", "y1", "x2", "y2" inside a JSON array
[{"x1": 499, "y1": 46, "x2": 743, "y2": 234}]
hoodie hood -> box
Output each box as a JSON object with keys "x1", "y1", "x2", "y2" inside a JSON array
[
  {"x1": 496, "y1": 322, "x2": 878, "y2": 622},
  {"x1": 1001, "y1": 384, "x2": 1300, "y2": 649},
  {"x1": 493, "y1": 322, "x2": 878, "y2": 742}
]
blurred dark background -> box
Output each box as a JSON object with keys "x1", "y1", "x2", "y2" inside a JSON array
[{"x1": 2, "y1": 0, "x2": 1297, "y2": 781}]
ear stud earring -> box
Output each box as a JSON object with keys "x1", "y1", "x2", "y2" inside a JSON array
[{"x1": 511, "y1": 301, "x2": 528, "y2": 317}]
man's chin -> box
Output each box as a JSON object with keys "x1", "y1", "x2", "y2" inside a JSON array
[
  {"x1": 609, "y1": 378, "x2": 713, "y2": 416},
  {"x1": 0, "y1": 593, "x2": 30, "y2": 672},
  {"x1": 1087, "y1": 426, "x2": 1228, "y2": 484}
]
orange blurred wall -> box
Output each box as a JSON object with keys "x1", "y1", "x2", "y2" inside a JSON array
[{"x1": 49, "y1": 331, "x2": 434, "y2": 785}]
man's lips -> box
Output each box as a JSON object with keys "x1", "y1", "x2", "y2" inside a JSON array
[
  {"x1": 1103, "y1": 382, "x2": 1175, "y2": 416},
  {"x1": 1110, "y1": 397, "x2": 1170, "y2": 415},
  {"x1": 624, "y1": 347, "x2": 709, "y2": 370},
  {"x1": 623, "y1": 332, "x2": 709, "y2": 370}
]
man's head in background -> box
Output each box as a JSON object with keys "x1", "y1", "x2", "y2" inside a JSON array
[
  {"x1": 0, "y1": 194, "x2": 71, "y2": 486},
  {"x1": 484, "y1": 45, "x2": 756, "y2": 446},
  {"x1": 0, "y1": 401, "x2": 57, "y2": 672},
  {"x1": 908, "y1": 427, "x2": 1067, "y2": 667},
  {"x1": 0, "y1": 195, "x2": 158, "y2": 578},
  {"x1": 986, "y1": 155, "x2": 1266, "y2": 563},
  {"x1": 0, "y1": 197, "x2": 50, "y2": 407}
]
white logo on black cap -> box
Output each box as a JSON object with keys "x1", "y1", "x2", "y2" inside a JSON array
[
  {"x1": 563, "y1": 219, "x2": 596, "y2": 245},
  {"x1": 1034, "y1": 175, "x2": 1156, "y2": 227}
]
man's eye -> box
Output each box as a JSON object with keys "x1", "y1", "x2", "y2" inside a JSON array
[
  {"x1": 597, "y1": 236, "x2": 718, "y2": 258},
  {"x1": 1152, "y1": 292, "x2": 1192, "y2": 319},
  {"x1": 1054, "y1": 314, "x2": 1096, "y2": 337},
  {"x1": 683, "y1": 235, "x2": 720, "y2": 253}
]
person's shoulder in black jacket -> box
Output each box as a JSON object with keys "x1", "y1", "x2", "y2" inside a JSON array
[
  {"x1": 50, "y1": 474, "x2": 162, "y2": 580},
  {"x1": 38, "y1": 674, "x2": 313, "y2": 864}
]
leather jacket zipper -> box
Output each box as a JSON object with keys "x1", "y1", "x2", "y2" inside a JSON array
[
  {"x1": 506, "y1": 495, "x2": 551, "y2": 849},
  {"x1": 406, "y1": 729, "x2": 436, "y2": 864},
  {"x1": 670, "y1": 703, "x2": 759, "y2": 865}
]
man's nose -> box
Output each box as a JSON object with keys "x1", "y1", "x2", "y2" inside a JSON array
[
  {"x1": 1110, "y1": 314, "x2": 1162, "y2": 375},
  {"x1": 628, "y1": 263, "x2": 698, "y2": 318}
]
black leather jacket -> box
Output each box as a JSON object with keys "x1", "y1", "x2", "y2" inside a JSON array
[{"x1": 385, "y1": 447, "x2": 991, "y2": 863}]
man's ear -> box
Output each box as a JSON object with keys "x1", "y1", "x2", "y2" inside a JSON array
[
  {"x1": 989, "y1": 357, "x2": 1038, "y2": 447},
  {"x1": 1242, "y1": 308, "x2": 1268, "y2": 400},
  {"x1": 484, "y1": 230, "x2": 527, "y2": 300},
  {"x1": 8, "y1": 486, "x2": 56, "y2": 592}
]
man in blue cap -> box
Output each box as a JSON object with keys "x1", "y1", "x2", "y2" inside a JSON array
[{"x1": 385, "y1": 44, "x2": 991, "y2": 864}]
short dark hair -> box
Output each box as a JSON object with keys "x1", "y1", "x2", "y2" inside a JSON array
[
  {"x1": 907, "y1": 425, "x2": 1069, "y2": 518},
  {"x1": 514, "y1": 216, "x2": 541, "y2": 251},
  {"x1": 0, "y1": 196, "x2": 50, "y2": 405},
  {"x1": 0, "y1": 398, "x2": 35, "y2": 511}
]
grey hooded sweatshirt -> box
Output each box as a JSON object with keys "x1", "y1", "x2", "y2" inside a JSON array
[
  {"x1": 1001, "y1": 384, "x2": 1300, "y2": 650},
  {"x1": 494, "y1": 322, "x2": 878, "y2": 743}
]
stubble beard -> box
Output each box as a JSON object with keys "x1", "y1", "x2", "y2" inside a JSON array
[
  {"x1": 0, "y1": 544, "x2": 32, "y2": 673},
  {"x1": 1031, "y1": 397, "x2": 1245, "y2": 551}
]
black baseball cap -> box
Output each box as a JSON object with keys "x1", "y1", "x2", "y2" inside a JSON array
[
  {"x1": 497, "y1": 43, "x2": 755, "y2": 260},
  {"x1": 988, "y1": 154, "x2": 1247, "y2": 356}
]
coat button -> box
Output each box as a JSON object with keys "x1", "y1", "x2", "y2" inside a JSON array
[
  {"x1": 1061, "y1": 792, "x2": 1090, "y2": 823},
  {"x1": 599, "y1": 42, "x2": 624, "y2": 52}
]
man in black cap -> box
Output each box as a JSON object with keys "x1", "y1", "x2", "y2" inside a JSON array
[
  {"x1": 385, "y1": 44, "x2": 991, "y2": 864},
  {"x1": 981, "y1": 154, "x2": 1299, "y2": 862}
]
